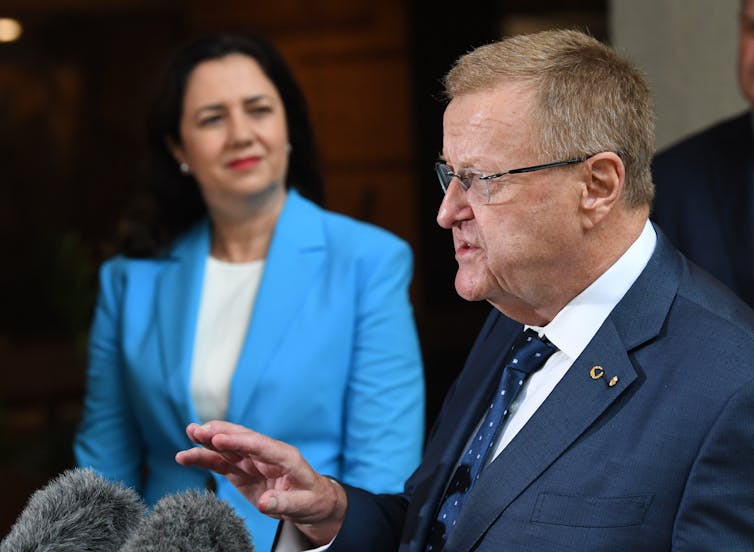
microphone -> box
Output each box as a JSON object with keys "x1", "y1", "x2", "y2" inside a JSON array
[
  {"x1": 120, "y1": 489, "x2": 255, "y2": 551},
  {"x1": 0, "y1": 467, "x2": 147, "y2": 552}
]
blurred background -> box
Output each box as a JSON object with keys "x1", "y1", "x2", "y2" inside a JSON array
[{"x1": 0, "y1": 0, "x2": 743, "y2": 533}]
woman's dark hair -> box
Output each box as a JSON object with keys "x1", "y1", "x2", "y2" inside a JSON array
[{"x1": 121, "y1": 31, "x2": 324, "y2": 257}]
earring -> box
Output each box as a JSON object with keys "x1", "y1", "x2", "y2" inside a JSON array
[
  {"x1": 179, "y1": 162, "x2": 190, "y2": 175},
  {"x1": 286, "y1": 143, "x2": 292, "y2": 153}
]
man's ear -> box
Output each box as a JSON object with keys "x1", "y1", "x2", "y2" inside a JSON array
[{"x1": 579, "y1": 151, "x2": 625, "y2": 229}]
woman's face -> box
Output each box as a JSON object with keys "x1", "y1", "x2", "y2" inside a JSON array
[{"x1": 170, "y1": 53, "x2": 290, "y2": 215}]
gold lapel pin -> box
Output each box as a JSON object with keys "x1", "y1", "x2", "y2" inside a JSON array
[{"x1": 590, "y1": 365, "x2": 619, "y2": 388}]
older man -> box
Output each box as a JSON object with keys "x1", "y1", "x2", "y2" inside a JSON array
[{"x1": 177, "y1": 29, "x2": 754, "y2": 551}]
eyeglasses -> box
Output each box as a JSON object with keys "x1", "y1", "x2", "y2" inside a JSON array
[{"x1": 435, "y1": 155, "x2": 591, "y2": 205}]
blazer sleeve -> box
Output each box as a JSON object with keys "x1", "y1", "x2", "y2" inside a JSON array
[
  {"x1": 328, "y1": 484, "x2": 407, "y2": 552},
  {"x1": 73, "y1": 259, "x2": 144, "y2": 491},
  {"x1": 340, "y1": 237, "x2": 425, "y2": 493},
  {"x1": 672, "y1": 377, "x2": 754, "y2": 550},
  {"x1": 271, "y1": 484, "x2": 407, "y2": 552}
]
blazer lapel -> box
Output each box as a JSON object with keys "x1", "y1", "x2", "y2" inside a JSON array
[
  {"x1": 226, "y1": 191, "x2": 326, "y2": 420},
  {"x1": 155, "y1": 221, "x2": 211, "y2": 424},
  {"x1": 448, "y1": 323, "x2": 637, "y2": 552},
  {"x1": 446, "y1": 227, "x2": 682, "y2": 552}
]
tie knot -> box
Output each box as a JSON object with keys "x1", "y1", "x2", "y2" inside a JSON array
[{"x1": 507, "y1": 329, "x2": 558, "y2": 376}]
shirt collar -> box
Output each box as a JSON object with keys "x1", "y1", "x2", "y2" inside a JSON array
[{"x1": 528, "y1": 219, "x2": 656, "y2": 361}]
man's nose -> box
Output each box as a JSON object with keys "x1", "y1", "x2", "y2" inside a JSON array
[{"x1": 437, "y1": 179, "x2": 473, "y2": 229}]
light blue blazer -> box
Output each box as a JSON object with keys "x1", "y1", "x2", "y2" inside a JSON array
[{"x1": 74, "y1": 190, "x2": 425, "y2": 552}]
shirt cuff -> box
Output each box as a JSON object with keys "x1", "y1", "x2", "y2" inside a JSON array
[{"x1": 273, "y1": 521, "x2": 336, "y2": 552}]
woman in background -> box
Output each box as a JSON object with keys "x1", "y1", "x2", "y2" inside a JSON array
[{"x1": 73, "y1": 32, "x2": 424, "y2": 552}]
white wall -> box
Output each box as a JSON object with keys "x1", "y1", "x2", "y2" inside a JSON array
[{"x1": 609, "y1": 0, "x2": 747, "y2": 151}]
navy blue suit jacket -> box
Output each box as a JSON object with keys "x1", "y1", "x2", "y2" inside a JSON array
[
  {"x1": 652, "y1": 111, "x2": 754, "y2": 308},
  {"x1": 329, "y1": 228, "x2": 754, "y2": 551}
]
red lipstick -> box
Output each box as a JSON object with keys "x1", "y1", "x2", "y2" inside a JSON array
[{"x1": 228, "y1": 156, "x2": 260, "y2": 170}]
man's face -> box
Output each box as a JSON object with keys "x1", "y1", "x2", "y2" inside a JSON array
[
  {"x1": 436, "y1": 82, "x2": 586, "y2": 321},
  {"x1": 739, "y1": 0, "x2": 754, "y2": 106}
]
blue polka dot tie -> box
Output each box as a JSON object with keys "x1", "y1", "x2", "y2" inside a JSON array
[{"x1": 426, "y1": 329, "x2": 557, "y2": 551}]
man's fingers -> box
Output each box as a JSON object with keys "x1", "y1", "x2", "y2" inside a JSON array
[
  {"x1": 177, "y1": 423, "x2": 345, "y2": 544},
  {"x1": 186, "y1": 421, "x2": 281, "y2": 458},
  {"x1": 257, "y1": 489, "x2": 323, "y2": 521},
  {"x1": 186, "y1": 424, "x2": 311, "y2": 478},
  {"x1": 210, "y1": 431, "x2": 308, "y2": 471},
  {"x1": 257, "y1": 480, "x2": 347, "y2": 545},
  {"x1": 175, "y1": 447, "x2": 234, "y2": 475},
  {"x1": 176, "y1": 447, "x2": 265, "y2": 481}
]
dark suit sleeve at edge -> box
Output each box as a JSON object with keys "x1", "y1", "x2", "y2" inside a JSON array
[{"x1": 328, "y1": 484, "x2": 407, "y2": 552}]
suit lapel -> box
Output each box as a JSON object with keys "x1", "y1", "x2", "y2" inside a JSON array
[
  {"x1": 155, "y1": 221, "x2": 211, "y2": 424},
  {"x1": 226, "y1": 191, "x2": 326, "y2": 421},
  {"x1": 448, "y1": 322, "x2": 637, "y2": 552},
  {"x1": 446, "y1": 228, "x2": 682, "y2": 552}
]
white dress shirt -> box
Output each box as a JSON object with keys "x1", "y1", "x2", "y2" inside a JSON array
[{"x1": 490, "y1": 219, "x2": 656, "y2": 460}]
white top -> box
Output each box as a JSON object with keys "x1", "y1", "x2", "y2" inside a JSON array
[
  {"x1": 190, "y1": 257, "x2": 265, "y2": 423},
  {"x1": 277, "y1": 220, "x2": 658, "y2": 552}
]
